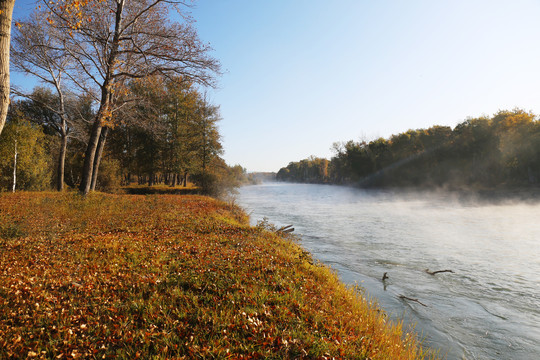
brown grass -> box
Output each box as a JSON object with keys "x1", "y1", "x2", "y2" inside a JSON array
[{"x1": 0, "y1": 192, "x2": 436, "y2": 359}]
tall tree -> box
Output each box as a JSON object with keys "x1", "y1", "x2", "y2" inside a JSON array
[
  {"x1": 11, "y1": 13, "x2": 75, "y2": 190},
  {"x1": 163, "y1": 78, "x2": 200, "y2": 186},
  {"x1": 2, "y1": 0, "x2": 104, "y2": 138},
  {"x1": 0, "y1": 0, "x2": 16, "y2": 137},
  {"x1": 108, "y1": 76, "x2": 221, "y2": 188},
  {"x1": 44, "y1": 0, "x2": 220, "y2": 194},
  {"x1": 15, "y1": 88, "x2": 84, "y2": 190},
  {"x1": 192, "y1": 94, "x2": 222, "y2": 177}
]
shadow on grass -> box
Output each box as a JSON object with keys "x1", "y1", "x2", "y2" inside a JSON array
[{"x1": 122, "y1": 185, "x2": 202, "y2": 195}]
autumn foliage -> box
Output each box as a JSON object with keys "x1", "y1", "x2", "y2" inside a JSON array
[
  {"x1": 278, "y1": 109, "x2": 540, "y2": 190},
  {"x1": 0, "y1": 193, "x2": 433, "y2": 359}
]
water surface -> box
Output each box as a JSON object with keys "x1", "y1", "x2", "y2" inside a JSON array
[{"x1": 237, "y1": 183, "x2": 540, "y2": 360}]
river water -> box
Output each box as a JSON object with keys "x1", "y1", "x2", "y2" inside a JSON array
[{"x1": 236, "y1": 183, "x2": 540, "y2": 360}]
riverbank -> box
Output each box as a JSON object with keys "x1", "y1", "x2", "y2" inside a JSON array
[
  {"x1": 0, "y1": 192, "x2": 434, "y2": 359},
  {"x1": 237, "y1": 183, "x2": 540, "y2": 359}
]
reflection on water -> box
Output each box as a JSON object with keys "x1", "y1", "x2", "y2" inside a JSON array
[{"x1": 237, "y1": 183, "x2": 540, "y2": 360}]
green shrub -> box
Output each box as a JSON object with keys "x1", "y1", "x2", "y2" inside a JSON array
[
  {"x1": 95, "y1": 156, "x2": 123, "y2": 192},
  {"x1": 0, "y1": 119, "x2": 52, "y2": 191}
]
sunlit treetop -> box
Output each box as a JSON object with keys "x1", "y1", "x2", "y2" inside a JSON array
[{"x1": 43, "y1": 0, "x2": 105, "y2": 29}]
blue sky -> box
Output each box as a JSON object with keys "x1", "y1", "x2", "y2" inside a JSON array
[{"x1": 12, "y1": 0, "x2": 540, "y2": 172}]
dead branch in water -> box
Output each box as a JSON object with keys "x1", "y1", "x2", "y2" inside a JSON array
[
  {"x1": 398, "y1": 295, "x2": 427, "y2": 307},
  {"x1": 276, "y1": 225, "x2": 294, "y2": 233},
  {"x1": 425, "y1": 269, "x2": 454, "y2": 275}
]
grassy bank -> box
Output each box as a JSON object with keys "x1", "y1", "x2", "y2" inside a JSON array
[
  {"x1": 121, "y1": 184, "x2": 200, "y2": 195},
  {"x1": 0, "y1": 192, "x2": 434, "y2": 359}
]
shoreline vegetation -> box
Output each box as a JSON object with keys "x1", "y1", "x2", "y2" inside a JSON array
[
  {"x1": 0, "y1": 191, "x2": 437, "y2": 359},
  {"x1": 276, "y1": 109, "x2": 540, "y2": 199}
]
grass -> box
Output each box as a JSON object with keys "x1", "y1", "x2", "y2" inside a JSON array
[
  {"x1": 121, "y1": 183, "x2": 199, "y2": 195},
  {"x1": 0, "y1": 192, "x2": 436, "y2": 359}
]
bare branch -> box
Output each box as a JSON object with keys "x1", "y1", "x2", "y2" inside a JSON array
[
  {"x1": 398, "y1": 295, "x2": 428, "y2": 307},
  {"x1": 425, "y1": 269, "x2": 455, "y2": 276}
]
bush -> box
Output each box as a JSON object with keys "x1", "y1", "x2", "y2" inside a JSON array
[
  {"x1": 0, "y1": 119, "x2": 52, "y2": 191},
  {"x1": 95, "y1": 156, "x2": 122, "y2": 192},
  {"x1": 191, "y1": 171, "x2": 219, "y2": 196}
]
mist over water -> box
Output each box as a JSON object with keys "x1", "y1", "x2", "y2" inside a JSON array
[{"x1": 237, "y1": 183, "x2": 540, "y2": 360}]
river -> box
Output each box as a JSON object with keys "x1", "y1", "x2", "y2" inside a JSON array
[{"x1": 236, "y1": 183, "x2": 540, "y2": 360}]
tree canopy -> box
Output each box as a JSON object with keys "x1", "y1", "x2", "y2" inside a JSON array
[
  {"x1": 1, "y1": 1, "x2": 253, "y2": 195},
  {"x1": 2, "y1": 0, "x2": 243, "y2": 195},
  {"x1": 277, "y1": 109, "x2": 540, "y2": 190}
]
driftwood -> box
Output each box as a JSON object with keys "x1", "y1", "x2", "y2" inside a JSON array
[
  {"x1": 398, "y1": 295, "x2": 427, "y2": 307},
  {"x1": 276, "y1": 225, "x2": 295, "y2": 233},
  {"x1": 425, "y1": 269, "x2": 454, "y2": 275}
]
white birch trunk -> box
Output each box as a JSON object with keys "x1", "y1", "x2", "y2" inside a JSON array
[{"x1": 12, "y1": 139, "x2": 17, "y2": 192}]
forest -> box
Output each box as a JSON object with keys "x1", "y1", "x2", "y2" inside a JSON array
[
  {"x1": 0, "y1": 81, "x2": 252, "y2": 195},
  {"x1": 0, "y1": 0, "x2": 251, "y2": 196},
  {"x1": 277, "y1": 109, "x2": 540, "y2": 189}
]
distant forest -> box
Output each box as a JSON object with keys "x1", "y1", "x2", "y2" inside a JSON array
[{"x1": 277, "y1": 109, "x2": 540, "y2": 189}]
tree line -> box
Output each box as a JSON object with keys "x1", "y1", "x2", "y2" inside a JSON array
[
  {"x1": 277, "y1": 109, "x2": 540, "y2": 189},
  {"x1": 0, "y1": 79, "x2": 251, "y2": 194},
  {"x1": 0, "y1": 0, "x2": 251, "y2": 195}
]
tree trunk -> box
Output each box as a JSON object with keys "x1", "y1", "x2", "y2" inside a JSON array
[
  {"x1": 12, "y1": 139, "x2": 17, "y2": 192},
  {"x1": 90, "y1": 126, "x2": 109, "y2": 191},
  {"x1": 0, "y1": 0, "x2": 15, "y2": 136},
  {"x1": 79, "y1": 0, "x2": 124, "y2": 195},
  {"x1": 79, "y1": 118, "x2": 102, "y2": 194},
  {"x1": 57, "y1": 134, "x2": 67, "y2": 191},
  {"x1": 79, "y1": 86, "x2": 111, "y2": 194}
]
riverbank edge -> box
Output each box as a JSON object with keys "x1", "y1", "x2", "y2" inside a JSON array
[{"x1": 0, "y1": 192, "x2": 436, "y2": 359}]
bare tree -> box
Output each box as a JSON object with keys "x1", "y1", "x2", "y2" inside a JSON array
[
  {"x1": 43, "y1": 0, "x2": 221, "y2": 194},
  {"x1": 0, "y1": 0, "x2": 16, "y2": 137},
  {"x1": 11, "y1": 13, "x2": 78, "y2": 191}
]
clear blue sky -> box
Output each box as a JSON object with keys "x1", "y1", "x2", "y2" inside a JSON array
[{"x1": 12, "y1": 0, "x2": 540, "y2": 172}]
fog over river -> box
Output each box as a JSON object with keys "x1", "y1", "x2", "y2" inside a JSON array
[{"x1": 236, "y1": 183, "x2": 540, "y2": 360}]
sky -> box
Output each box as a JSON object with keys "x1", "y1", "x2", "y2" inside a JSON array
[{"x1": 11, "y1": 0, "x2": 540, "y2": 172}]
